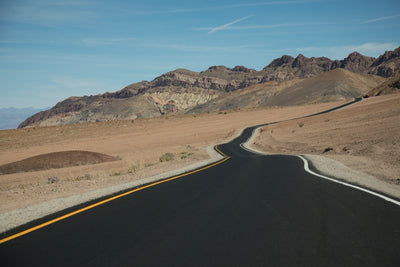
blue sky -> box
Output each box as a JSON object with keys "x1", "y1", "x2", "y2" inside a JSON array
[{"x1": 0, "y1": 0, "x2": 399, "y2": 108}]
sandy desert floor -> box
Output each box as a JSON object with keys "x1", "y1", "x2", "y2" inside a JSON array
[
  {"x1": 252, "y1": 94, "x2": 400, "y2": 185},
  {"x1": 0, "y1": 101, "x2": 346, "y2": 213}
]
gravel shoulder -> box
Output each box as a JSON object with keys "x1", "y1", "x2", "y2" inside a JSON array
[
  {"x1": 0, "y1": 144, "x2": 223, "y2": 234},
  {"x1": 244, "y1": 128, "x2": 400, "y2": 200}
]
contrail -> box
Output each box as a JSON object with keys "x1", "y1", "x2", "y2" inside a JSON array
[{"x1": 209, "y1": 15, "x2": 254, "y2": 34}]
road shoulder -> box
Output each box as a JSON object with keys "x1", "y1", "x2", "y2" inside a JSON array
[{"x1": 243, "y1": 126, "x2": 400, "y2": 201}]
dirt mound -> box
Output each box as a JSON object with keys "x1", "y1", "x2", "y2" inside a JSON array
[{"x1": 0, "y1": 151, "x2": 117, "y2": 175}]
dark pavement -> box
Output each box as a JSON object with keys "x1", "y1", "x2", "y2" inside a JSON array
[{"x1": 1, "y1": 100, "x2": 400, "y2": 266}]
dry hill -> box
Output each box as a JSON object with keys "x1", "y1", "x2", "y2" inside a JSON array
[
  {"x1": 366, "y1": 69, "x2": 400, "y2": 96},
  {"x1": 188, "y1": 69, "x2": 384, "y2": 113}
]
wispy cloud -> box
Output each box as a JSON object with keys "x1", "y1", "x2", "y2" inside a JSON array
[
  {"x1": 148, "y1": 43, "x2": 261, "y2": 52},
  {"x1": 199, "y1": 22, "x2": 319, "y2": 32},
  {"x1": 81, "y1": 37, "x2": 136, "y2": 46},
  {"x1": 361, "y1": 14, "x2": 400, "y2": 24},
  {"x1": 228, "y1": 1, "x2": 316, "y2": 8},
  {"x1": 134, "y1": 1, "x2": 314, "y2": 15},
  {"x1": 208, "y1": 15, "x2": 254, "y2": 34},
  {"x1": 0, "y1": 1, "x2": 97, "y2": 26},
  {"x1": 50, "y1": 75, "x2": 104, "y2": 90}
]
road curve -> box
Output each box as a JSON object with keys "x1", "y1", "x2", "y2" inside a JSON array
[{"x1": 1, "y1": 99, "x2": 400, "y2": 266}]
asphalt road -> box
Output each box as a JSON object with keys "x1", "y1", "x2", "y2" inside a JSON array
[{"x1": 1, "y1": 101, "x2": 400, "y2": 266}]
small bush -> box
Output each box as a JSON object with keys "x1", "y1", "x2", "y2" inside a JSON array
[
  {"x1": 160, "y1": 152, "x2": 175, "y2": 162},
  {"x1": 75, "y1": 174, "x2": 93, "y2": 181},
  {"x1": 48, "y1": 176, "x2": 59, "y2": 184},
  {"x1": 298, "y1": 122, "x2": 304, "y2": 128},
  {"x1": 129, "y1": 162, "x2": 142, "y2": 173},
  {"x1": 181, "y1": 152, "x2": 193, "y2": 159}
]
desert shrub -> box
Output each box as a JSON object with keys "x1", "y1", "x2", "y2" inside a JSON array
[
  {"x1": 298, "y1": 122, "x2": 304, "y2": 128},
  {"x1": 48, "y1": 176, "x2": 59, "y2": 184},
  {"x1": 180, "y1": 152, "x2": 193, "y2": 159},
  {"x1": 160, "y1": 152, "x2": 175, "y2": 162},
  {"x1": 129, "y1": 162, "x2": 142, "y2": 173},
  {"x1": 75, "y1": 174, "x2": 93, "y2": 181},
  {"x1": 128, "y1": 161, "x2": 154, "y2": 173}
]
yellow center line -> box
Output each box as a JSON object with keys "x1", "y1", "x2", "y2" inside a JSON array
[
  {"x1": 214, "y1": 145, "x2": 228, "y2": 157},
  {"x1": 0, "y1": 146, "x2": 230, "y2": 245}
]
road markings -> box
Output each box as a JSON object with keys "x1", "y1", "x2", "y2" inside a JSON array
[
  {"x1": 214, "y1": 145, "x2": 229, "y2": 157},
  {"x1": 0, "y1": 148, "x2": 230, "y2": 245},
  {"x1": 241, "y1": 129, "x2": 400, "y2": 207},
  {"x1": 297, "y1": 155, "x2": 400, "y2": 207}
]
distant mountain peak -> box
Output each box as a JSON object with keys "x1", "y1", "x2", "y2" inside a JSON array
[
  {"x1": 292, "y1": 54, "x2": 311, "y2": 68},
  {"x1": 206, "y1": 65, "x2": 230, "y2": 72},
  {"x1": 266, "y1": 55, "x2": 295, "y2": 68}
]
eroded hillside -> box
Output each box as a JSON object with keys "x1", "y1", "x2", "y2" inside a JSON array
[{"x1": 19, "y1": 47, "x2": 400, "y2": 128}]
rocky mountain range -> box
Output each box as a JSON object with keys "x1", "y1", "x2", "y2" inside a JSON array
[{"x1": 18, "y1": 46, "x2": 400, "y2": 128}]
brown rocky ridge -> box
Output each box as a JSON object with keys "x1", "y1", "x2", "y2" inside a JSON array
[{"x1": 18, "y1": 47, "x2": 400, "y2": 128}]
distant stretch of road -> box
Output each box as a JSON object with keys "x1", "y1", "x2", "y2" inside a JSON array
[{"x1": 1, "y1": 99, "x2": 400, "y2": 266}]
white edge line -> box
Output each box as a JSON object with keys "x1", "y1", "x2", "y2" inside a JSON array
[
  {"x1": 297, "y1": 155, "x2": 400, "y2": 207},
  {"x1": 241, "y1": 126, "x2": 400, "y2": 207}
]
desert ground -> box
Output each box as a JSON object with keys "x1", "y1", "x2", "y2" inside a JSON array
[
  {"x1": 252, "y1": 94, "x2": 400, "y2": 185},
  {"x1": 0, "y1": 101, "x2": 348, "y2": 214}
]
